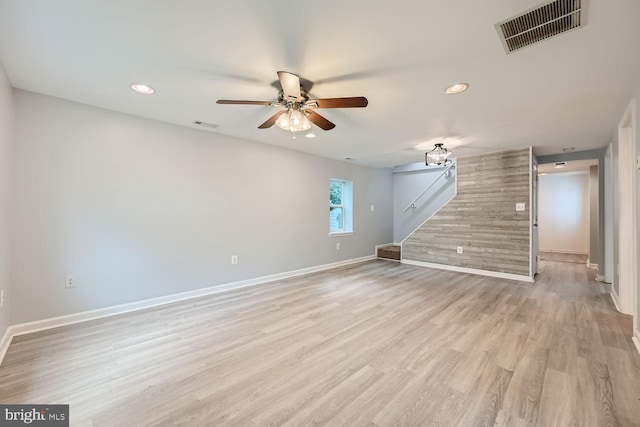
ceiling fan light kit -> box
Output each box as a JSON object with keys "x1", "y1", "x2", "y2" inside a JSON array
[
  {"x1": 217, "y1": 71, "x2": 368, "y2": 135},
  {"x1": 275, "y1": 108, "x2": 311, "y2": 133},
  {"x1": 425, "y1": 143, "x2": 453, "y2": 166}
]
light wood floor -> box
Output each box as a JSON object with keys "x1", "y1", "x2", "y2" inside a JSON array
[
  {"x1": 1, "y1": 260, "x2": 639, "y2": 426},
  {"x1": 539, "y1": 251, "x2": 589, "y2": 264}
]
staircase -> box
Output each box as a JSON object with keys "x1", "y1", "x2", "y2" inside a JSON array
[{"x1": 377, "y1": 245, "x2": 401, "y2": 261}]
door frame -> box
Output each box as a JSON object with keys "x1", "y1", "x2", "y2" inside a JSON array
[{"x1": 617, "y1": 99, "x2": 638, "y2": 328}]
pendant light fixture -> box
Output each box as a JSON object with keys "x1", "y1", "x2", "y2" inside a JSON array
[{"x1": 425, "y1": 143, "x2": 452, "y2": 166}]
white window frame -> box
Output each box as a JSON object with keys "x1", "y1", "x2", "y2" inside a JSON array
[{"x1": 329, "y1": 178, "x2": 353, "y2": 236}]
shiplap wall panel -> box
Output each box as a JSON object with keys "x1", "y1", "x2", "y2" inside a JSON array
[{"x1": 403, "y1": 148, "x2": 531, "y2": 276}]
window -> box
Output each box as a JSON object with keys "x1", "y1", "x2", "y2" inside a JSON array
[{"x1": 330, "y1": 179, "x2": 353, "y2": 234}]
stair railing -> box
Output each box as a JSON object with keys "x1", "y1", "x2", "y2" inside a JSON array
[{"x1": 402, "y1": 160, "x2": 456, "y2": 213}]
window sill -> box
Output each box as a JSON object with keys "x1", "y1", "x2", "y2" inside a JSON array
[{"x1": 329, "y1": 232, "x2": 354, "y2": 237}]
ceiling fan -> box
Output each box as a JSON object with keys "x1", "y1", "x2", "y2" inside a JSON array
[{"x1": 216, "y1": 71, "x2": 368, "y2": 134}]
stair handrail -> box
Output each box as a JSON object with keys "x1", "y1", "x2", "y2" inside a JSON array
[{"x1": 402, "y1": 160, "x2": 456, "y2": 213}]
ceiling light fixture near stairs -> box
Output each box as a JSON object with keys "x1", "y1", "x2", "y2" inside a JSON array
[{"x1": 425, "y1": 143, "x2": 453, "y2": 166}]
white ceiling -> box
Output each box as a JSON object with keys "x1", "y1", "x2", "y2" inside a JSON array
[{"x1": 0, "y1": 0, "x2": 638, "y2": 168}]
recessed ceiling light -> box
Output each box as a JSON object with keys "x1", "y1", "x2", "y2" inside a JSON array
[
  {"x1": 445, "y1": 83, "x2": 469, "y2": 95},
  {"x1": 305, "y1": 132, "x2": 317, "y2": 139},
  {"x1": 130, "y1": 83, "x2": 155, "y2": 95}
]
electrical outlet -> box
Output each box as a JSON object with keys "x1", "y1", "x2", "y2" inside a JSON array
[
  {"x1": 457, "y1": 246, "x2": 463, "y2": 254},
  {"x1": 65, "y1": 275, "x2": 75, "y2": 288},
  {"x1": 0, "y1": 289, "x2": 4, "y2": 308},
  {"x1": 336, "y1": 243, "x2": 341, "y2": 250},
  {"x1": 516, "y1": 203, "x2": 526, "y2": 212},
  {"x1": 231, "y1": 255, "x2": 238, "y2": 265}
]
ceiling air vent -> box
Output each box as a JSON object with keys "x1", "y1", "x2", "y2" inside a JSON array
[
  {"x1": 496, "y1": 0, "x2": 585, "y2": 54},
  {"x1": 193, "y1": 120, "x2": 219, "y2": 129}
]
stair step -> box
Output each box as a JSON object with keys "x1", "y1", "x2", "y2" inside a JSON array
[{"x1": 377, "y1": 245, "x2": 401, "y2": 261}]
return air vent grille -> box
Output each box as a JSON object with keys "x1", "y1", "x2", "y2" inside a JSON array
[{"x1": 496, "y1": 0, "x2": 584, "y2": 54}]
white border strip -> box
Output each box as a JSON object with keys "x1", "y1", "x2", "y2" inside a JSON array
[
  {"x1": 0, "y1": 255, "x2": 375, "y2": 365},
  {"x1": 401, "y1": 259, "x2": 534, "y2": 283}
]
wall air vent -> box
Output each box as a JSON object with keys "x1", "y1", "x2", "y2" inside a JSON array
[{"x1": 496, "y1": 0, "x2": 584, "y2": 54}]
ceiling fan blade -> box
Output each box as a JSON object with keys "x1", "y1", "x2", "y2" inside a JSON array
[
  {"x1": 258, "y1": 111, "x2": 286, "y2": 129},
  {"x1": 277, "y1": 71, "x2": 301, "y2": 101},
  {"x1": 216, "y1": 100, "x2": 273, "y2": 105},
  {"x1": 306, "y1": 110, "x2": 336, "y2": 130},
  {"x1": 309, "y1": 97, "x2": 368, "y2": 109}
]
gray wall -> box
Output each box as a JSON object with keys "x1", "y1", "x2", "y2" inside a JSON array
[
  {"x1": 0, "y1": 60, "x2": 11, "y2": 337},
  {"x1": 589, "y1": 165, "x2": 599, "y2": 265},
  {"x1": 392, "y1": 163, "x2": 456, "y2": 243},
  {"x1": 10, "y1": 90, "x2": 394, "y2": 324},
  {"x1": 403, "y1": 148, "x2": 531, "y2": 276}
]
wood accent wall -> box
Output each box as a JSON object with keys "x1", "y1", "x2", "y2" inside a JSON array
[{"x1": 402, "y1": 148, "x2": 531, "y2": 276}]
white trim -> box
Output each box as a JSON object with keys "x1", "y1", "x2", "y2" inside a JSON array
[
  {"x1": 0, "y1": 328, "x2": 12, "y2": 366},
  {"x1": 617, "y1": 99, "x2": 638, "y2": 318},
  {"x1": 328, "y1": 232, "x2": 354, "y2": 237},
  {"x1": 633, "y1": 329, "x2": 640, "y2": 356},
  {"x1": 587, "y1": 261, "x2": 598, "y2": 269},
  {"x1": 610, "y1": 287, "x2": 622, "y2": 312},
  {"x1": 401, "y1": 258, "x2": 534, "y2": 283},
  {"x1": 595, "y1": 275, "x2": 607, "y2": 282},
  {"x1": 0, "y1": 254, "x2": 375, "y2": 365}
]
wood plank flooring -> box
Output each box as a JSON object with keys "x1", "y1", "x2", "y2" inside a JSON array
[
  {"x1": 0, "y1": 259, "x2": 638, "y2": 426},
  {"x1": 539, "y1": 251, "x2": 588, "y2": 264}
]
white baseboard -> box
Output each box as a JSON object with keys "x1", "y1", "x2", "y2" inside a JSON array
[
  {"x1": 401, "y1": 259, "x2": 534, "y2": 283},
  {"x1": 633, "y1": 329, "x2": 640, "y2": 356},
  {"x1": 1, "y1": 254, "x2": 376, "y2": 366},
  {"x1": 540, "y1": 248, "x2": 588, "y2": 255},
  {"x1": 610, "y1": 287, "x2": 622, "y2": 312},
  {"x1": 0, "y1": 328, "x2": 12, "y2": 366},
  {"x1": 587, "y1": 260, "x2": 598, "y2": 269}
]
